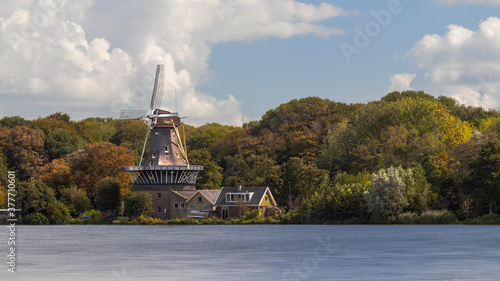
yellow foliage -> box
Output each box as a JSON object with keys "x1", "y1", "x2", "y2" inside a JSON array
[{"x1": 434, "y1": 108, "x2": 474, "y2": 146}]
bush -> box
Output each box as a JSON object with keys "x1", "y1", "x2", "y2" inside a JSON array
[
  {"x1": 243, "y1": 210, "x2": 259, "y2": 220},
  {"x1": 464, "y1": 214, "x2": 500, "y2": 225},
  {"x1": 83, "y1": 209, "x2": 102, "y2": 219},
  {"x1": 166, "y1": 217, "x2": 199, "y2": 225},
  {"x1": 418, "y1": 210, "x2": 457, "y2": 224},
  {"x1": 23, "y1": 213, "x2": 49, "y2": 225},
  {"x1": 133, "y1": 215, "x2": 165, "y2": 225},
  {"x1": 393, "y1": 212, "x2": 420, "y2": 224}
]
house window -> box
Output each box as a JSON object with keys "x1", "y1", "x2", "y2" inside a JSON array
[
  {"x1": 157, "y1": 193, "x2": 161, "y2": 199},
  {"x1": 180, "y1": 203, "x2": 186, "y2": 209},
  {"x1": 198, "y1": 196, "x2": 202, "y2": 203},
  {"x1": 222, "y1": 208, "x2": 229, "y2": 219},
  {"x1": 164, "y1": 147, "x2": 169, "y2": 154},
  {"x1": 265, "y1": 195, "x2": 269, "y2": 202},
  {"x1": 226, "y1": 192, "x2": 253, "y2": 202},
  {"x1": 174, "y1": 203, "x2": 179, "y2": 209},
  {"x1": 152, "y1": 153, "x2": 156, "y2": 158},
  {"x1": 157, "y1": 207, "x2": 162, "y2": 213}
]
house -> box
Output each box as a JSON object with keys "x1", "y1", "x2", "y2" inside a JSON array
[
  {"x1": 186, "y1": 189, "x2": 221, "y2": 219},
  {"x1": 214, "y1": 185, "x2": 277, "y2": 219},
  {"x1": 169, "y1": 190, "x2": 196, "y2": 219}
]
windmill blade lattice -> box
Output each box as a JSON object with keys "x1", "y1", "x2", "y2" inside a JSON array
[{"x1": 150, "y1": 64, "x2": 164, "y2": 111}]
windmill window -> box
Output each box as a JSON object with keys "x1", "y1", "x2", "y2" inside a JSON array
[
  {"x1": 174, "y1": 203, "x2": 179, "y2": 209},
  {"x1": 176, "y1": 153, "x2": 180, "y2": 158},
  {"x1": 163, "y1": 208, "x2": 167, "y2": 214},
  {"x1": 155, "y1": 129, "x2": 158, "y2": 135},
  {"x1": 198, "y1": 197, "x2": 202, "y2": 203},
  {"x1": 157, "y1": 193, "x2": 161, "y2": 199},
  {"x1": 152, "y1": 153, "x2": 156, "y2": 159},
  {"x1": 164, "y1": 147, "x2": 169, "y2": 154},
  {"x1": 180, "y1": 203, "x2": 186, "y2": 209},
  {"x1": 149, "y1": 161, "x2": 153, "y2": 166},
  {"x1": 157, "y1": 207, "x2": 162, "y2": 214}
]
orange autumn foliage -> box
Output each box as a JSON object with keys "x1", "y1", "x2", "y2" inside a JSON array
[{"x1": 69, "y1": 142, "x2": 135, "y2": 200}]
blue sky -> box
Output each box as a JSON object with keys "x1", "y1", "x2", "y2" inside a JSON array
[{"x1": 1, "y1": 0, "x2": 500, "y2": 126}]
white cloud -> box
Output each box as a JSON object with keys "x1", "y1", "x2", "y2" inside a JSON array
[
  {"x1": 408, "y1": 17, "x2": 500, "y2": 109},
  {"x1": 387, "y1": 73, "x2": 417, "y2": 92},
  {"x1": 0, "y1": 0, "x2": 349, "y2": 126},
  {"x1": 434, "y1": 0, "x2": 500, "y2": 5}
]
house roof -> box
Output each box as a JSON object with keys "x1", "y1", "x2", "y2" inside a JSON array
[
  {"x1": 170, "y1": 190, "x2": 196, "y2": 200},
  {"x1": 214, "y1": 186, "x2": 277, "y2": 207},
  {"x1": 186, "y1": 189, "x2": 221, "y2": 204}
]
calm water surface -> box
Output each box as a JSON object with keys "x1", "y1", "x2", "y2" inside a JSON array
[{"x1": 0, "y1": 225, "x2": 499, "y2": 280}]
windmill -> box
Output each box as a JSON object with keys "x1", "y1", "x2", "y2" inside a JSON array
[
  {"x1": 119, "y1": 65, "x2": 188, "y2": 167},
  {"x1": 120, "y1": 64, "x2": 203, "y2": 189}
]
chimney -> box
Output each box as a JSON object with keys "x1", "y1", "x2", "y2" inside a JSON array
[{"x1": 237, "y1": 184, "x2": 242, "y2": 192}]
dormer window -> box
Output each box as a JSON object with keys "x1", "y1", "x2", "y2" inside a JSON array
[{"x1": 226, "y1": 192, "x2": 252, "y2": 202}]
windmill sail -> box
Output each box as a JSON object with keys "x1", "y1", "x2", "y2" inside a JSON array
[{"x1": 150, "y1": 65, "x2": 164, "y2": 111}]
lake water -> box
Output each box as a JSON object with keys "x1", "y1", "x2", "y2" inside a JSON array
[{"x1": 0, "y1": 225, "x2": 499, "y2": 280}]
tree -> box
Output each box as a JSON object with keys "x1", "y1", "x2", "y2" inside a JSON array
[
  {"x1": 37, "y1": 158, "x2": 72, "y2": 197},
  {"x1": 17, "y1": 179, "x2": 56, "y2": 217},
  {"x1": 110, "y1": 120, "x2": 147, "y2": 163},
  {"x1": 45, "y1": 128, "x2": 83, "y2": 159},
  {"x1": 45, "y1": 201, "x2": 71, "y2": 224},
  {"x1": 123, "y1": 191, "x2": 153, "y2": 218},
  {"x1": 4, "y1": 126, "x2": 47, "y2": 179},
  {"x1": 223, "y1": 154, "x2": 282, "y2": 188},
  {"x1": 69, "y1": 142, "x2": 135, "y2": 200},
  {"x1": 75, "y1": 117, "x2": 117, "y2": 143},
  {"x1": 364, "y1": 166, "x2": 408, "y2": 223},
  {"x1": 61, "y1": 185, "x2": 92, "y2": 218},
  {"x1": 189, "y1": 149, "x2": 223, "y2": 189},
  {"x1": 467, "y1": 141, "x2": 500, "y2": 215},
  {"x1": 95, "y1": 177, "x2": 122, "y2": 212},
  {"x1": 280, "y1": 157, "x2": 330, "y2": 206}
]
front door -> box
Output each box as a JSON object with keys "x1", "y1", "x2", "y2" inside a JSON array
[{"x1": 222, "y1": 207, "x2": 229, "y2": 219}]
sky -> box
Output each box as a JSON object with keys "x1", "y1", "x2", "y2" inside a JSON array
[{"x1": 0, "y1": 0, "x2": 500, "y2": 126}]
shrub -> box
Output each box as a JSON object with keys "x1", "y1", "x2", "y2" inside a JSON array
[
  {"x1": 393, "y1": 212, "x2": 420, "y2": 224},
  {"x1": 83, "y1": 209, "x2": 102, "y2": 219},
  {"x1": 23, "y1": 212, "x2": 49, "y2": 225},
  {"x1": 133, "y1": 215, "x2": 165, "y2": 225},
  {"x1": 418, "y1": 210, "x2": 457, "y2": 224},
  {"x1": 243, "y1": 210, "x2": 259, "y2": 220}
]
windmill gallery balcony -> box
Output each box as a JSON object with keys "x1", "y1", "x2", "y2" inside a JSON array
[{"x1": 124, "y1": 165, "x2": 203, "y2": 186}]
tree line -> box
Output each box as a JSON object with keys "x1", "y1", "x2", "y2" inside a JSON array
[{"x1": 0, "y1": 90, "x2": 499, "y2": 223}]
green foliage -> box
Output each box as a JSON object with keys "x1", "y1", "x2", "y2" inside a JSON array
[
  {"x1": 243, "y1": 210, "x2": 259, "y2": 220},
  {"x1": 364, "y1": 166, "x2": 408, "y2": 224},
  {"x1": 418, "y1": 210, "x2": 457, "y2": 224},
  {"x1": 23, "y1": 212, "x2": 50, "y2": 225},
  {"x1": 466, "y1": 140, "x2": 500, "y2": 215},
  {"x1": 83, "y1": 209, "x2": 102, "y2": 219},
  {"x1": 17, "y1": 179, "x2": 56, "y2": 217},
  {"x1": 223, "y1": 154, "x2": 282, "y2": 188},
  {"x1": 46, "y1": 201, "x2": 71, "y2": 224},
  {"x1": 132, "y1": 215, "x2": 166, "y2": 225},
  {"x1": 110, "y1": 120, "x2": 147, "y2": 163},
  {"x1": 45, "y1": 128, "x2": 83, "y2": 159},
  {"x1": 61, "y1": 186, "x2": 92, "y2": 216},
  {"x1": 189, "y1": 149, "x2": 223, "y2": 189},
  {"x1": 393, "y1": 212, "x2": 420, "y2": 224},
  {"x1": 95, "y1": 177, "x2": 122, "y2": 211},
  {"x1": 123, "y1": 191, "x2": 153, "y2": 218},
  {"x1": 280, "y1": 157, "x2": 330, "y2": 206}
]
